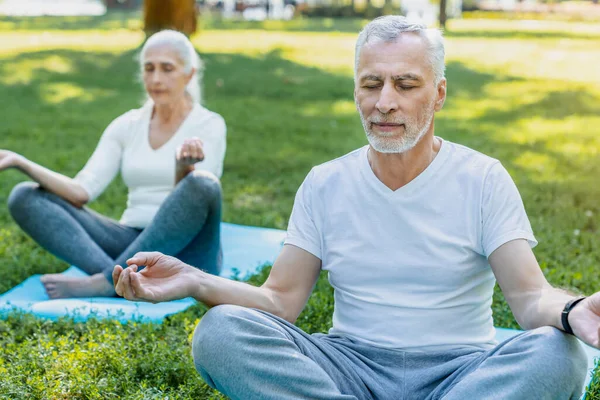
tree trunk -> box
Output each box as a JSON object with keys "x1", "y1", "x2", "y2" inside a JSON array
[
  {"x1": 143, "y1": 0, "x2": 198, "y2": 37},
  {"x1": 439, "y1": 0, "x2": 447, "y2": 29},
  {"x1": 383, "y1": 0, "x2": 393, "y2": 14}
]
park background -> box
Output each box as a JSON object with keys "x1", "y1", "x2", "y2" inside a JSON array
[{"x1": 0, "y1": 0, "x2": 599, "y2": 398}]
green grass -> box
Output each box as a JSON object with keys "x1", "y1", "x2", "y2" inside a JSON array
[{"x1": 0, "y1": 17, "x2": 599, "y2": 398}]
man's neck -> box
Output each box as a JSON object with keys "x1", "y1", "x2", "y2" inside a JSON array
[{"x1": 367, "y1": 133, "x2": 441, "y2": 191}]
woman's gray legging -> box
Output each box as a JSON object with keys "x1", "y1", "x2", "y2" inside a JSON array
[{"x1": 6, "y1": 170, "x2": 223, "y2": 284}]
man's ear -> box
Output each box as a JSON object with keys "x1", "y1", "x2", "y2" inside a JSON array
[{"x1": 434, "y1": 78, "x2": 447, "y2": 112}]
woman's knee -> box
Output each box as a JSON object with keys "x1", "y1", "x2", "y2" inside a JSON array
[
  {"x1": 180, "y1": 171, "x2": 222, "y2": 202},
  {"x1": 7, "y1": 182, "x2": 39, "y2": 217}
]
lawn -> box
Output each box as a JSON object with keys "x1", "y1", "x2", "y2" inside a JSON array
[{"x1": 0, "y1": 14, "x2": 599, "y2": 399}]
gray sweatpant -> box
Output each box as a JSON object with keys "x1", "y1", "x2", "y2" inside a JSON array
[
  {"x1": 7, "y1": 171, "x2": 223, "y2": 283},
  {"x1": 193, "y1": 305, "x2": 588, "y2": 400}
]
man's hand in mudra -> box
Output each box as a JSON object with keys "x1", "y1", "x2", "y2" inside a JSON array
[{"x1": 113, "y1": 252, "x2": 198, "y2": 303}]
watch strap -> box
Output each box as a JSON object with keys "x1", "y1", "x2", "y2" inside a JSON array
[{"x1": 561, "y1": 297, "x2": 586, "y2": 335}]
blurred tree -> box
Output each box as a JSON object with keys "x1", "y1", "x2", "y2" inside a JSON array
[
  {"x1": 439, "y1": 0, "x2": 447, "y2": 29},
  {"x1": 104, "y1": 0, "x2": 139, "y2": 9},
  {"x1": 383, "y1": 0, "x2": 393, "y2": 14},
  {"x1": 144, "y1": 0, "x2": 198, "y2": 37}
]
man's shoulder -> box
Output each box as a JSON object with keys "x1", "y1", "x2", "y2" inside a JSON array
[
  {"x1": 444, "y1": 139, "x2": 500, "y2": 178},
  {"x1": 445, "y1": 140, "x2": 497, "y2": 163},
  {"x1": 309, "y1": 146, "x2": 366, "y2": 185}
]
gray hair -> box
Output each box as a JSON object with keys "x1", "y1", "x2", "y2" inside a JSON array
[
  {"x1": 140, "y1": 30, "x2": 204, "y2": 104},
  {"x1": 355, "y1": 16, "x2": 445, "y2": 84}
]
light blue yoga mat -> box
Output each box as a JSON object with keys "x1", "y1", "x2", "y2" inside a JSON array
[{"x1": 0, "y1": 222, "x2": 287, "y2": 322}]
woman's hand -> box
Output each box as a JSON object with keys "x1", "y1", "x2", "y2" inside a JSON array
[
  {"x1": 113, "y1": 252, "x2": 200, "y2": 303},
  {"x1": 0, "y1": 150, "x2": 25, "y2": 172},
  {"x1": 176, "y1": 137, "x2": 204, "y2": 169},
  {"x1": 175, "y1": 137, "x2": 204, "y2": 183}
]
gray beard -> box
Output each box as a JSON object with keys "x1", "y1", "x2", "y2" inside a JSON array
[{"x1": 359, "y1": 102, "x2": 436, "y2": 154}]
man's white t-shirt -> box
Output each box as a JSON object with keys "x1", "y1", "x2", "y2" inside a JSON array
[
  {"x1": 285, "y1": 138, "x2": 537, "y2": 351},
  {"x1": 74, "y1": 102, "x2": 226, "y2": 229}
]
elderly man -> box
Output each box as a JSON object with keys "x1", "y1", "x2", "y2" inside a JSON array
[{"x1": 113, "y1": 16, "x2": 597, "y2": 400}]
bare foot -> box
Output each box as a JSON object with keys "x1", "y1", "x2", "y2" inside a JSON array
[{"x1": 40, "y1": 273, "x2": 116, "y2": 299}]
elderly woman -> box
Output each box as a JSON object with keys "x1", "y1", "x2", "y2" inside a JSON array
[{"x1": 0, "y1": 30, "x2": 226, "y2": 298}]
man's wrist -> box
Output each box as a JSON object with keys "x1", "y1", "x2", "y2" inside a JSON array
[
  {"x1": 561, "y1": 296, "x2": 587, "y2": 335},
  {"x1": 188, "y1": 268, "x2": 209, "y2": 301}
]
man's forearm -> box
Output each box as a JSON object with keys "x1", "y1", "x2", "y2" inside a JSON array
[
  {"x1": 189, "y1": 269, "x2": 284, "y2": 318},
  {"x1": 517, "y1": 287, "x2": 578, "y2": 331}
]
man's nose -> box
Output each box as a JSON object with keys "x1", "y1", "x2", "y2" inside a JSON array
[{"x1": 376, "y1": 83, "x2": 399, "y2": 114}]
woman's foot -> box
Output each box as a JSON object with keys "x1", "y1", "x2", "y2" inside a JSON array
[{"x1": 40, "y1": 273, "x2": 116, "y2": 298}]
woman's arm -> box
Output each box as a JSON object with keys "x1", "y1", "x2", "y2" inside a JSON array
[
  {"x1": 72, "y1": 114, "x2": 130, "y2": 202},
  {"x1": 191, "y1": 115, "x2": 226, "y2": 179},
  {"x1": 175, "y1": 137, "x2": 204, "y2": 184},
  {"x1": 2, "y1": 111, "x2": 131, "y2": 207},
  {"x1": 174, "y1": 114, "x2": 226, "y2": 184},
  {"x1": 1, "y1": 150, "x2": 89, "y2": 207}
]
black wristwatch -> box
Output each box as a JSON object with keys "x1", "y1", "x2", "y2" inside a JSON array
[{"x1": 561, "y1": 297, "x2": 586, "y2": 335}]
